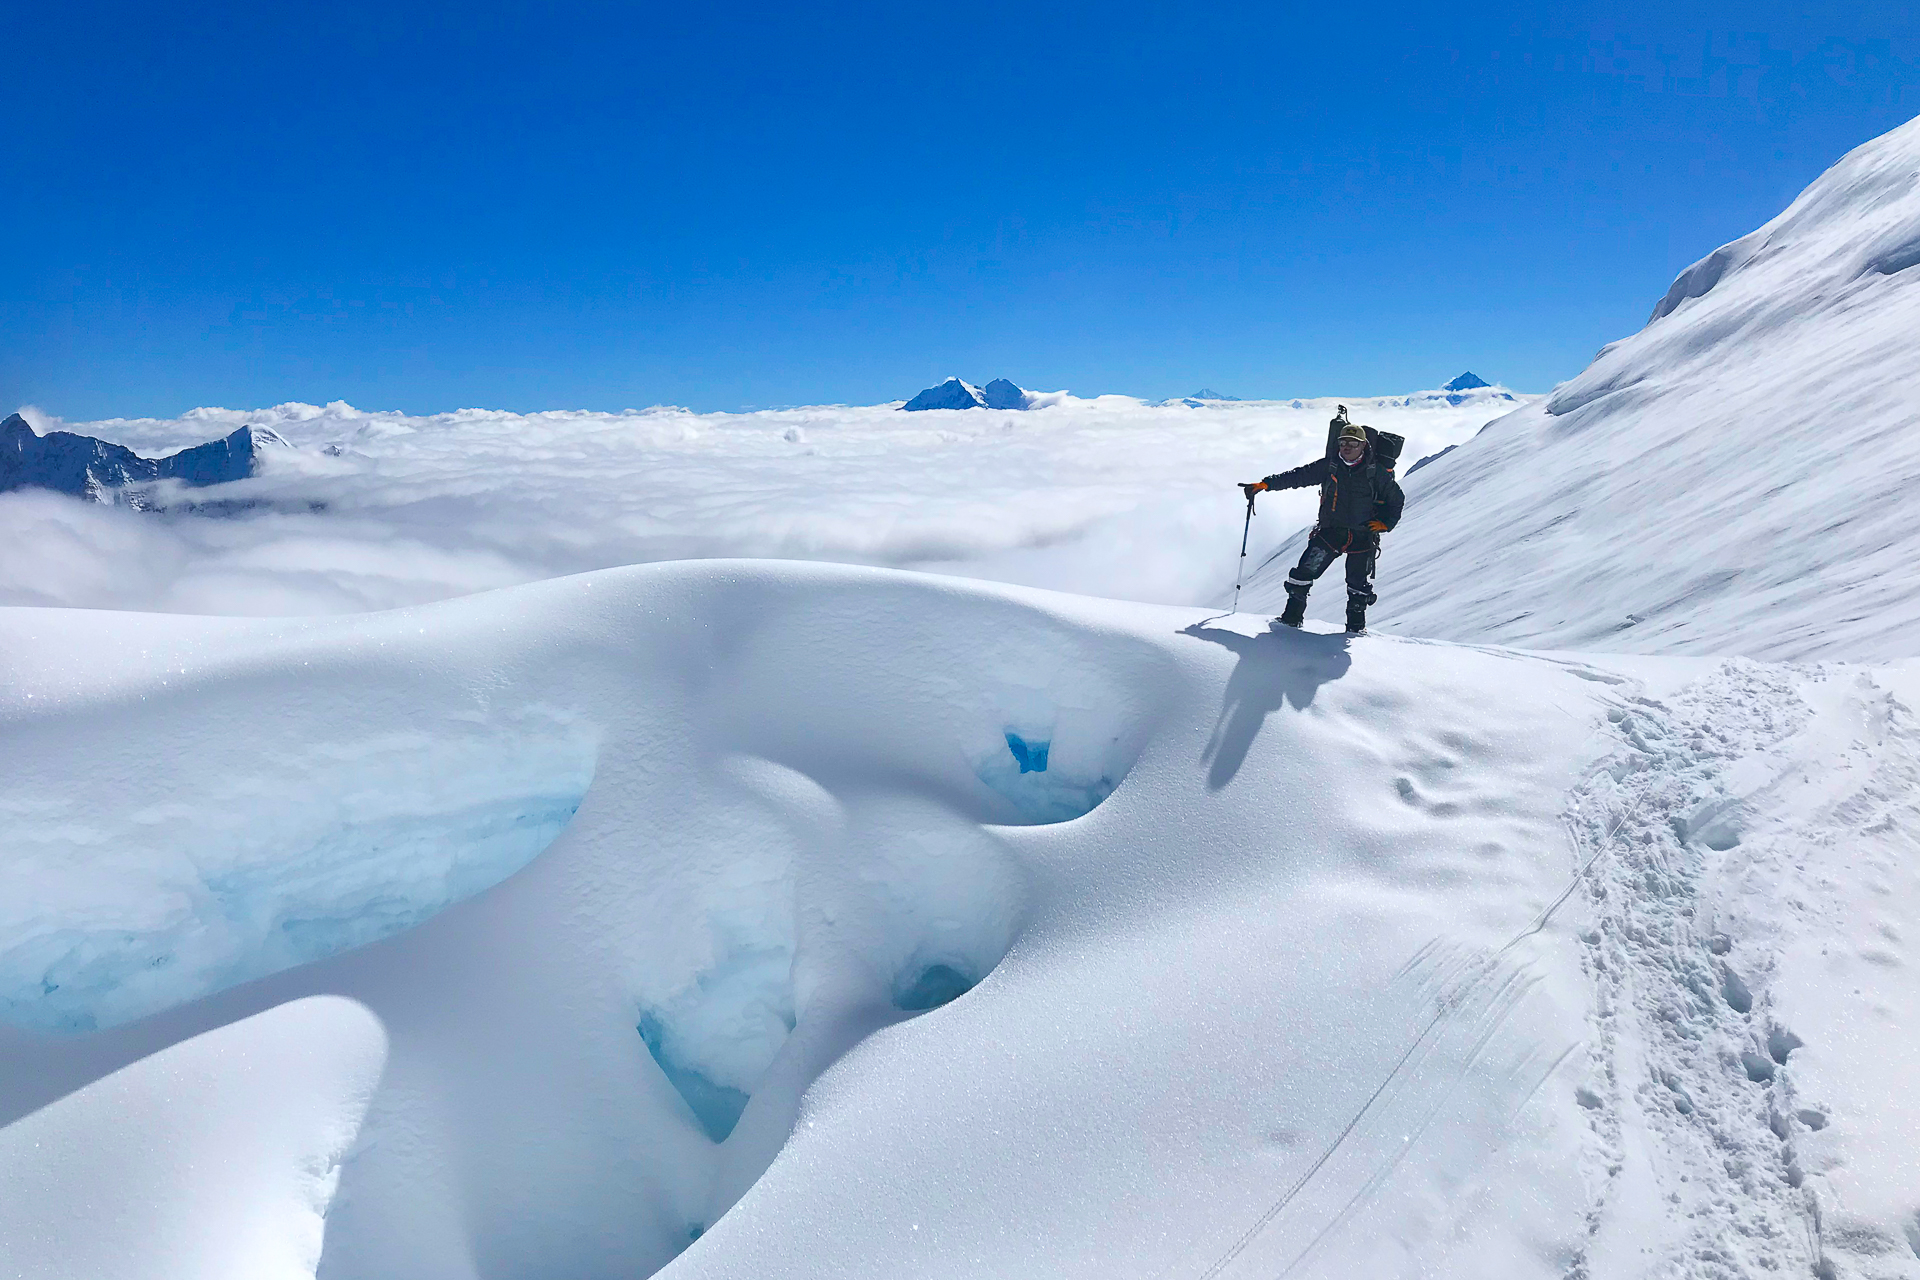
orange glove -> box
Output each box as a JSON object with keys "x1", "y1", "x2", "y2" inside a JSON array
[
  {"x1": 1241, "y1": 482, "x2": 1268, "y2": 499},
  {"x1": 1367, "y1": 520, "x2": 1389, "y2": 532}
]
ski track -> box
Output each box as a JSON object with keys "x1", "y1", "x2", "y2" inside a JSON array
[{"x1": 1568, "y1": 658, "x2": 1920, "y2": 1280}]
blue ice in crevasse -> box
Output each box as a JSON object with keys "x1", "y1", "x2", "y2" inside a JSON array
[
  {"x1": 3, "y1": 790, "x2": 588, "y2": 1034},
  {"x1": 1005, "y1": 732, "x2": 1049, "y2": 773},
  {"x1": 894, "y1": 961, "x2": 978, "y2": 1012},
  {"x1": 639, "y1": 1011, "x2": 753, "y2": 1144},
  {"x1": 974, "y1": 729, "x2": 1117, "y2": 824},
  {"x1": 636, "y1": 941, "x2": 796, "y2": 1144}
]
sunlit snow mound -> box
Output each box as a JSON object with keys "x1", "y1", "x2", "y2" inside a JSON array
[
  {"x1": 3, "y1": 562, "x2": 1917, "y2": 1279},
  {"x1": 1247, "y1": 112, "x2": 1920, "y2": 662}
]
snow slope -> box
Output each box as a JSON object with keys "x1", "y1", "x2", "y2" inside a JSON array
[
  {"x1": 0, "y1": 385, "x2": 1525, "y2": 617},
  {"x1": 1245, "y1": 113, "x2": 1920, "y2": 662},
  {"x1": 4, "y1": 561, "x2": 1915, "y2": 1279}
]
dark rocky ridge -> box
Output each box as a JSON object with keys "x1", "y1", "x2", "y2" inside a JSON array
[{"x1": 1, "y1": 413, "x2": 282, "y2": 499}]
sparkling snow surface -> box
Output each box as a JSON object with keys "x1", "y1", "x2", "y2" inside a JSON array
[{"x1": 0, "y1": 387, "x2": 1521, "y2": 617}]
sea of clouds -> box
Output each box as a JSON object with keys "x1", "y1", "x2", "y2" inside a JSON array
[{"x1": 0, "y1": 390, "x2": 1527, "y2": 616}]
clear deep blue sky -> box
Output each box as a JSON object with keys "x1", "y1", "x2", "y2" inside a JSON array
[{"x1": 5, "y1": 0, "x2": 1918, "y2": 417}]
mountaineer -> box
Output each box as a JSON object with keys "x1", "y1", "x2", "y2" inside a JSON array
[{"x1": 1241, "y1": 407, "x2": 1404, "y2": 634}]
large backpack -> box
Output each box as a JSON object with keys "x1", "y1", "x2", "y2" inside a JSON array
[{"x1": 1324, "y1": 406, "x2": 1405, "y2": 473}]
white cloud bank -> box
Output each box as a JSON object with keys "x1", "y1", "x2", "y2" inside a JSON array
[{"x1": 1, "y1": 389, "x2": 1526, "y2": 616}]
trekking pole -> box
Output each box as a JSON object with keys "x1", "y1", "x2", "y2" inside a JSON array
[{"x1": 1230, "y1": 488, "x2": 1257, "y2": 613}]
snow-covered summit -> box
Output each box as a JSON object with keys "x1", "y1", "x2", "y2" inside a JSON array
[
  {"x1": 1247, "y1": 112, "x2": 1920, "y2": 662},
  {"x1": 899, "y1": 376, "x2": 1033, "y2": 410},
  {"x1": 1394, "y1": 376, "x2": 1520, "y2": 409},
  {"x1": 900, "y1": 377, "x2": 990, "y2": 410},
  {"x1": 980, "y1": 377, "x2": 1028, "y2": 409}
]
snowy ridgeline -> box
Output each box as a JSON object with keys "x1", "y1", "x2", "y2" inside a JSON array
[
  {"x1": 1245, "y1": 113, "x2": 1920, "y2": 663},
  {"x1": 1, "y1": 563, "x2": 1916, "y2": 1280},
  {"x1": 0, "y1": 382, "x2": 1526, "y2": 616}
]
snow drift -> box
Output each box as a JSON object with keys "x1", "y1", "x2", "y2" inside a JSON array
[{"x1": 1244, "y1": 113, "x2": 1920, "y2": 662}]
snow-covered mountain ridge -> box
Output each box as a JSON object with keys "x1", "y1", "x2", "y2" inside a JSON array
[
  {"x1": 1, "y1": 412, "x2": 283, "y2": 501},
  {"x1": 1246, "y1": 113, "x2": 1920, "y2": 662}
]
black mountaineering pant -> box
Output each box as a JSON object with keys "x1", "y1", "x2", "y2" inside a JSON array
[{"x1": 1283, "y1": 527, "x2": 1378, "y2": 607}]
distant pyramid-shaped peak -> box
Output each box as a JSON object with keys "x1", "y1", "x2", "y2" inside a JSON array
[
  {"x1": 1442, "y1": 372, "x2": 1491, "y2": 392},
  {"x1": 901, "y1": 378, "x2": 989, "y2": 411},
  {"x1": 981, "y1": 378, "x2": 1028, "y2": 410}
]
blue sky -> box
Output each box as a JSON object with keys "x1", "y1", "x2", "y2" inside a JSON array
[{"x1": 5, "y1": 0, "x2": 1918, "y2": 417}]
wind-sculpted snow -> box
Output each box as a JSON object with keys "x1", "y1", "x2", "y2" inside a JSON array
[
  {"x1": 0, "y1": 388, "x2": 1525, "y2": 617},
  {"x1": 3, "y1": 564, "x2": 1917, "y2": 1277},
  {"x1": 1244, "y1": 112, "x2": 1920, "y2": 663},
  {"x1": 1, "y1": 562, "x2": 1612, "y2": 1279},
  {"x1": 0, "y1": 997, "x2": 386, "y2": 1280}
]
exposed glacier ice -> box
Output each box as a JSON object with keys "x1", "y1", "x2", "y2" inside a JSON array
[{"x1": 0, "y1": 703, "x2": 595, "y2": 1032}]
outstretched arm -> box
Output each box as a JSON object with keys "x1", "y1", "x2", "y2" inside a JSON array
[{"x1": 1258, "y1": 458, "x2": 1330, "y2": 492}]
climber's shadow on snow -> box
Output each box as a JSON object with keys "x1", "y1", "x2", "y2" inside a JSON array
[{"x1": 1179, "y1": 622, "x2": 1352, "y2": 790}]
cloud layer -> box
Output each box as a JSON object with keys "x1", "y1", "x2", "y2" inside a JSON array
[{"x1": 0, "y1": 391, "x2": 1526, "y2": 616}]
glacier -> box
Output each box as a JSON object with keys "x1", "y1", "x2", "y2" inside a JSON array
[
  {"x1": 4, "y1": 110, "x2": 1920, "y2": 1280},
  {"x1": 0, "y1": 563, "x2": 1608, "y2": 1279}
]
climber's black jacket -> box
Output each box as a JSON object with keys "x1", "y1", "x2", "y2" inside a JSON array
[{"x1": 1263, "y1": 446, "x2": 1404, "y2": 536}]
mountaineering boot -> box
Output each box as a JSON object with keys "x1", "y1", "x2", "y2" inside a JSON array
[
  {"x1": 1345, "y1": 600, "x2": 1368, "y2": 634},
  {"x1": 1277, "y1": 592, "x2": 1307, "y2": 629}
]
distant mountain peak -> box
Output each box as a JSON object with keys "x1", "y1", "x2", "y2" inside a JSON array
[
  {"x1": 1442, "y1": 372, "x2": 1491, "y2": 392},
  {"x1": 1187, "y1": 388, "x2": 1240, "y2": 402},
  {"x1": 981, "y1": 379, "x2": 1028, "y2": 410},
  {"x1": 901, "y1": 377, "x2": 1031, "y2": 410},
  {"x1": 0, "y1": 412, "x2": 271, "y2": 499}
]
